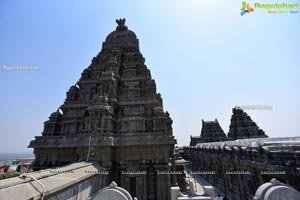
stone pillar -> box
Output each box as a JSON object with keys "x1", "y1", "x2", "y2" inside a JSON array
[
  {"x1": 156, "y1": 168, "x2": 171, "y2": 200},
  {"x1": 136, "y1": 176, "x2": 142, "y2": 200},
  {"x1": 142, "y1": 174, "x2": 147, "y2": 200},
  {"x1": 101, "y1": 114, "x2": 105, "y2": 130},
  {"x1": 147, "y1": 166, "x2": 156, "y2": 200}
]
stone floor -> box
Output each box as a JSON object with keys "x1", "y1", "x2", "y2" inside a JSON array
[{"x1": 184, "y1": 166, "x2": 234, "y2": 199}]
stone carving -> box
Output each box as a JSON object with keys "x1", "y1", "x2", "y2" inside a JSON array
[
  {"x1": 116, "y1": 18, "x2": 126, "y2": 26},
  {"x1": 29, "y1": 19, "x2": 175, "y2": 200},
  {"x1": 190, "y1": 108, "x2": 268, "y2": 146},
  {"x1": 228, "y1": 107, "x2": 268, "y2": 140},
  {"x1": 253, "y1": 178, "x2": 300, "y2": 200},
  {"x1": 170, "y1": 181, "x2": 213, "y2": 200},
  {"x1": 92, "y1": 181, "x2": 134, "y2": 200},
  {"x1": 184, "y1": 137, "x2": 300, "y2": 200},
  {"x1": 116, "y1": 18, "x2": 128, "y2": 31},
  {"x1": 190, "y1": 119, "x2": 227, "y2": 146}
]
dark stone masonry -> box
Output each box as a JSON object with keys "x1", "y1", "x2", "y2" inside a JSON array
[
  {"x1": 190, "y1": 107, "x2": 268, "y2": 146},
  {"x1": 29, "y1": 19, "x2": 176, "y2": 200},
  {"x1": 187, "y1": 107, "x2": 299, "y2": 200},
  {"x1": 190, "y1": 119, "x2": 227, "y2": 146},
  {"x1": 228, "y1": 107, "x2": 268, "y2": 140},
  {"x1": 183, "y1": 137, "x2": 300, "y2": 200}
]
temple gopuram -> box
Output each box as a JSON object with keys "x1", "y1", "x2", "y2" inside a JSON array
[
  {"x1": 29, "y1": 19, "x2": 176, "y2": 200},
  {"x1": 186, "y1": 108, "x2": 300, "y2": 200},
  {"x1": 190, "y1": 119, "x2": 227, "y2": 146},
  {"x1": 190, "y1": 108, "x2": 268, "y2": 146},
  {"x1": 0, "y1": 19, "x2": 296, "y2": 200},
  {"x1": 228, "y1": 107, "x2": 268, "y2": 140}
]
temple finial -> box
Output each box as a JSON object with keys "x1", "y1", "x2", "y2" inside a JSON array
[
  {"x1": 116, "y1": 18, "x2": 128, "y2": 31},
  {"x1": 116, "y1": 18, "x2": 125, "y2": 26}
]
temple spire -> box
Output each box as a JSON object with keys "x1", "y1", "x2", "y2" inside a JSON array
[
  {"x1": 228, "y1": 107, "x2": 268, "y2": 140},
  {"x1": 116, "y1": 18, "x2": 128, "y2": 31}
]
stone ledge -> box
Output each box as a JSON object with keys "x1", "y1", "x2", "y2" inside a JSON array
[
  {"x1": 0, "y1": 162, "x2": 105, "y2": 200},
  {"x1": 29, "y1": 134, "x2": 175, "y2": 148}
]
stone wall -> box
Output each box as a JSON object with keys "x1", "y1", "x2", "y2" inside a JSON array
[
  {"x1": 46, "y1": 174, "x2": 109, "y2": 200},
  {"x1": 183, "y1": 141, "x2": 300, "y2": 200}
]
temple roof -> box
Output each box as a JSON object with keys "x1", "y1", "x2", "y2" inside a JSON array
[
  {"x1": 195, "y1": 136, "x2": 300, "y2": 150},
  {"x1": 200, "y1": 119, "x2": 227, "y2": 143},
  {"x1": 228, "y1": 107, "x2": 268, "y2": 140},
  {"x1": 103, "y1": 18, "x2": 139, "y2": 49}
]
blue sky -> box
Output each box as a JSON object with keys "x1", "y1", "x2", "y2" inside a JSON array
[{"x1": 0, "y1": 0, "x2": 299, "y2": 153}]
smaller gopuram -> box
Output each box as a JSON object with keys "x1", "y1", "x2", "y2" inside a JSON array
[
  {"x1": 227, "y1": 107, "x2": 268, "y2": 140},
  {"x1": 190, "y1": 119, "x2": 227, "y2": 146}
]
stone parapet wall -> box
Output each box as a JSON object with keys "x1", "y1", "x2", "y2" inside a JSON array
[
  {"x1": 183, "y1": 139, "x2": 300, "y2": 200},
  {"x1": 0, "y1": 162, "x2": 109, "y2": 200}
]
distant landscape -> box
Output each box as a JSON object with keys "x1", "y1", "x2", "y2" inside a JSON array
[
  {"x1": 0, "y1": 152, "x2": 34, "y2": 163},
  {"x1": 0, "y1": 152, "x2": 34, "y2": 180}
]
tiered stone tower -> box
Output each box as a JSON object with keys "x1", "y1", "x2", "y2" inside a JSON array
[
  {"x1": 190, "y1": 119, "x2": 227, "y2": 146},
  {"x1": 227, "y1": 107, "x2": 268, "y2": 140},
  {"x1": 29, "y1": 19, "x2": 175, "y2": 200},
  {"x1": 200, "y1": 119, "x2": 227, "y2": 143}
]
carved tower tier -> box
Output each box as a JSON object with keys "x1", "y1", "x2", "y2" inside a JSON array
[
  {"x1": 29, "y1": 19, "x2": 176, "y2": 200},
  {"x1": 228, "y1": 107, "x2": 268, "y2": 140}
]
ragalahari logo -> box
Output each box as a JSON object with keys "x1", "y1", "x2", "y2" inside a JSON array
[{"x1": 241, "y1": 2, "x2": 254, "y2": 15}]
